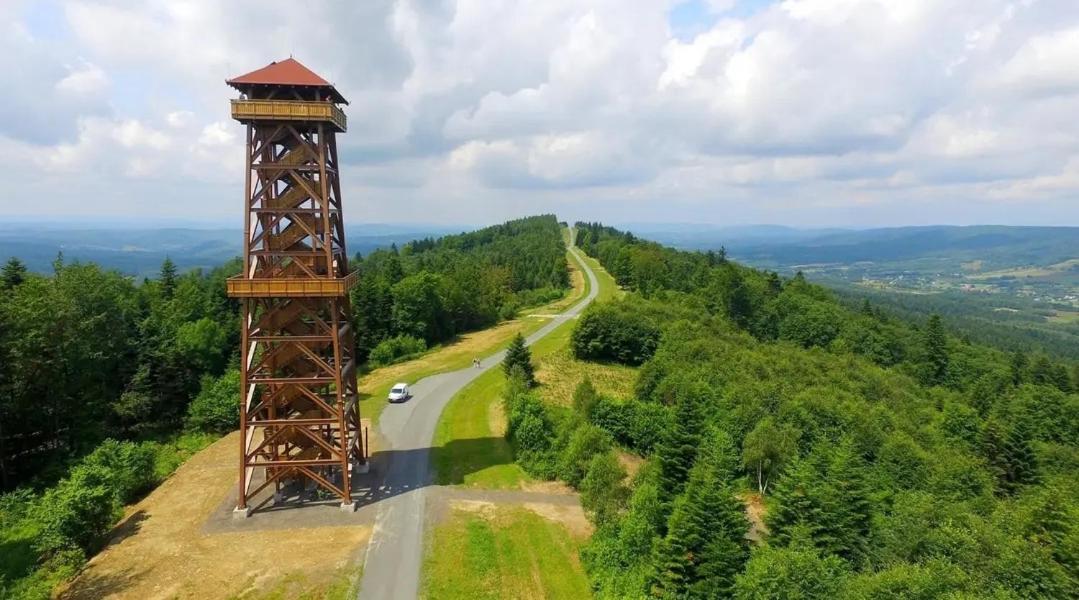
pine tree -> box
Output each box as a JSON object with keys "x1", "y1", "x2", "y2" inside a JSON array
[
  {"x1": 860, "y1": 298, "x2": 874, "y2": 316},
  {"x1": 502, "y1": 333, "x2": 535, "y2": 387},
  {"x1": 923, "y1": 314, "x2": 949, "y2": 386},
  {"x1": 650, "y1": 449, "x2": 748, "y2": 598},
  {"x1": 1, "y1": 257, "x2": 27, "y2": 289},
  {"x1": 1004, "y1": 418, "x2": 1039, "y2": 490},
  {"x1": 726, "y1": 275, "x2": 753, "y2": 329},
  {"x1": 1010, "y1": 351, "x2": 1029, "y2": 386},
  {"x1": 1030, "y1": 354, "x2": 1055, "y2": 387},
  {"x1": 825, "y1": 442, "x2": 872, "y2": 563},
  {"x1": 983, "y1": 417, "x2": 1039, "y2": 495},
  {"x1": 160, "y1": 257, "x2": 178, "y2": 300},
  {"x1": 767, "y1": 458, "x2": 828, "y2": 549},
  {"x1": 766, "y1": 443, "x2": 871, "y2": 562},
  {"x1": 766, "y1": 271, "x2": 783, "y2": 296},
  {"x1": 655, "y1": 390, "x2": 705, "y2": 505}
]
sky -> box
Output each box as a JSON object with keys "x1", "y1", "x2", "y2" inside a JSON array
[{"x1": 2, "y1": 0, "x2": 1079, "y2": 229}]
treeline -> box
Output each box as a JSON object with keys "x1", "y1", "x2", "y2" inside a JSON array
[
  {"x1": 0, "y1": 256, "x2": 241, "y2": 597},
  {"x1": 350, "y1": 215, "x2": 569, "y2": 364},
  {"x1": 498, "y1": 222, "x2": 1079, "y2": 598}
]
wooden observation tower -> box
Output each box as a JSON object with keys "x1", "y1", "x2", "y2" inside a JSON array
[{"x1": 226, "y1": 58, "x2": 365, "y2": 515}]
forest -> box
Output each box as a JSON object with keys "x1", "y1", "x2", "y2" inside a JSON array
[
  {"x1": 495, "y1": 221, "x2": 1079, "y2": 598},
  {"x1": 0, "y1": 215, "x2": 569, "y2": 598},
  {"x1": 349, "y1": 214, "x2": 569, "y2": 364}
]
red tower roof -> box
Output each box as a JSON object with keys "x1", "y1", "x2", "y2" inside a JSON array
[{"x1": 227, "y1": 58, "x2": 347, "y2": 104}]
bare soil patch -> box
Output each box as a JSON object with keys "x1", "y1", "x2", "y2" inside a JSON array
[{"x1": 57, "y1": 433, "x2": 371, "y2": 599}]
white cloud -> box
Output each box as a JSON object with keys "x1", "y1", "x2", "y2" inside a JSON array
[
  {"x1": 1, "y1": 0, "x2": 1079, "y2": 226},
  {"x1": 55, "y1": 60, "x2": 108, "y2": 96}
]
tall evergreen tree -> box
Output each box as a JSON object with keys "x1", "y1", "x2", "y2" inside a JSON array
[
  {"x1": 159, "y1": 257, "x2": 178, "y2": 300},
  {"x1": 923, "y1": 314, "x2": 950, "y2": 386},
  {"x1": 767, "y1": 443, "x2": 872, "y2": 562},
  {"x1": 2, "y1": 257, "x2": 27, "y2": 289},
  {"x1": 1010, "y1": 351, "x2": 1029, "y2": 386},
  {"x1": 726, "y1": 274, "x2": 754, "y2": 329},
  {"x1": 983, "y1": 417, "x2": 1039, "y2": 495},
  {"x1": 502, "y1": 333, "x2": 536, "y2": 387},
  {"x1": 655, "y1": 388, "x2": 706, "y2": 505},
  {"x1": 650, "y1": 446, "x2": 748, "y2": 598}
]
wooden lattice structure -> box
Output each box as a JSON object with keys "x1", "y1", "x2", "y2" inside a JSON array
[{"x1": 226, "y1": 59, "x2": 365, "y2": 513}]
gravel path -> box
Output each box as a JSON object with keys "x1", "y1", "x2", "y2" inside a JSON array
[{"x1": 356, "y1": 240, "x2": 599, "y2": 600}]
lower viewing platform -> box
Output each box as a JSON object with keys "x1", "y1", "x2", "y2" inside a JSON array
[{"x1": 226, "y1": 271, "x2": 358, "y2": 298}]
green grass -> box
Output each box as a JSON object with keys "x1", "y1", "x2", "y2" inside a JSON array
[
  {"x1": 576, "y1": 248, "x2": 620, "y2": 304},
  {"x1": 228, "y1": 569, "x2": 359, "y2": 600},
  {"x1": 421, "y1": 507, "x2": 591, "y2": 600},
  {"x1": 360, "y1": 231, "x2": 591, "y2": 427},
  {"x1": 148, "y1": 431, "x2": 219, "y2": 480},
  {"x1": 431, "y1": 244, "x2": 599, "y2": 489},
  {"x1": 432, "y1": 365, "x2": 527, "y2": 489}
]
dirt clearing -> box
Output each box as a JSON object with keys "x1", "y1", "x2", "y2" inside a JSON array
[{"x1": 57, "y1": 433, "x2": 371, "y2": 600}]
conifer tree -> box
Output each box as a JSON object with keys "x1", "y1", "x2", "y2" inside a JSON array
[
  {"x1": 767, "y1": 442, "x2": 872, "y2": 562},
  {"x1": 983, "y1": 417, "x2": 1039, "y2": 495},
  {"x1": 159, "y1": 257, "x2": 178, "y2": 300},
  {"x1": 923, "y1": 314, "x2": 949, "y2": 386},
  {"x1": 502, "y1": 333, "x2": 535, "y2": 387},
  {"x1": 1010, "y1": 351, "x2": 1029, "y2": 386},
  {"x1": 825, "y1": 442, "x2": 873, "y2": 563},
  {"x1": 655, "y1": 389, "x2": 705, "y2": 504},
  {"x1": 1, "y1": 257, "x2": 27, "y2": 289},
  {"x1": 650, "y1": 444, "x2": 748, "y2": 598},
  {"x1": 726, "y1": 275, "x2": 754, "y2": 329},
  {"x1": 1030, "y1": 354, "x2": 1055, "y2": 387}
]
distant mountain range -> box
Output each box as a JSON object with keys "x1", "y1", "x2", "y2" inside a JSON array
[
  {"x1": 635, "y1": 224, "x2": 1079, "y2": 272},
  {"x1": 0, "y1": 224, "x2": 459, "y2": 278}
]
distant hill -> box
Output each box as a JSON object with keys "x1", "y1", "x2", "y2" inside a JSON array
[
  {"x1": 0, "y1": 224, "x2": 458, "y2": 278},
  {"x1": 639, "y1": 224, "x2": 1079, "y2": 272},
  {"x1": 637, "y1": 223, "x2": 1079, "y2": 359},
  {"x1": 730, "y1": 225, "x2": 1079, "y2": 271},
  {"x1": 624, "y1": 224, "x2": 848, "y2": 248}
]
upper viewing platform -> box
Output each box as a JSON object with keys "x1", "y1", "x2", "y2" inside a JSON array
[
  {"x1": 230, "y1": 99, "x2": 347, "y2": 132},
  {"x1": 227, "y1": 58, "x2": 348, "y2": 132}
]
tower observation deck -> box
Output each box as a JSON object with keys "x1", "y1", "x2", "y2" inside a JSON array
[{"x1": 226, "y1": 58, "x2": 365, "y2": 514}]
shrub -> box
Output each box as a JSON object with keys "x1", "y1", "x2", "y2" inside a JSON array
[
  {"x1": 185, "y1": 369, "x2": 241, "y2": 433},
  {"x1": 32, "y1": 465, "x2": 121, "y2": 556},
  {"x1": 580, "y1": 451, "x2": 629, "y2": 526},
  {"x1": 589, "y1": 397, "x2": 668, "y2": 454},
  {"x1": 369, "y1": 334, "x2": 427, "y2": 366},
  {"x1": 79, "y1": 440, "x2": 157, "y2": 504},
  {"x1": 571, "y1": 303, "x2": 659, "y2": 365},
  {"x1": 558, "y1": 424, "x2": 613, "y2": 487}
]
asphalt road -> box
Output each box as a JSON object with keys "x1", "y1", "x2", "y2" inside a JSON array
[{"x1": 356, "y1": 240, "x2": 600, "y2": 599}]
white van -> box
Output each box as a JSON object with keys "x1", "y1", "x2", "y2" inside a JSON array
[{"x1": 388, "y1": 383, "x2": 411, "y2": 403}]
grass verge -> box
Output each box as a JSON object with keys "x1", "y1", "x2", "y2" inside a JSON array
[
  {"x1": 421, "y1": 506, "x2": 591, "y2": 600},
  {"x1": 359, "y1": 239, "x2": 589, "y2": 427}
]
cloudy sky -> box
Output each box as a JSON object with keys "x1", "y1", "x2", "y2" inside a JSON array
[{"x1": 3, "y1": 0, "x2": 1079, "y2": 228}]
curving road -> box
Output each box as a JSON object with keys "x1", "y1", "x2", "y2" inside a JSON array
[{"x1": 357, "y1": 235, "x2": 600, "y2": 599}]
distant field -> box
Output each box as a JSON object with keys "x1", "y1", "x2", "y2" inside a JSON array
[{"x1": 966, "y1": 258, "x2": 1079, "y2": 280}]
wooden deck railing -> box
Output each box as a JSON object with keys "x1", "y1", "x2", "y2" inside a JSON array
[{"x1": 230, "y1": 99, "x2": 347, "y2": 132}]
